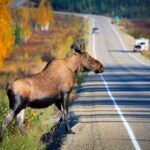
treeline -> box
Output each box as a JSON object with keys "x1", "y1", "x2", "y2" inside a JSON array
[
  {"x1": 0, "y1": 0, "x2": 53, "y2": 68},
  {"x1": 50, "y1": 0, "x2": 150, "y2": 18}
]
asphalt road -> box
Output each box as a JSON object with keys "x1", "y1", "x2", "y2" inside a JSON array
[{"x1": 46, "y1": 15, "x2": 150, "y2": 150}]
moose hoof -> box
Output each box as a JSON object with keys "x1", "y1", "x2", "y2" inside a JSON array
[{"x1": 67, "y1": 129, "x2": 75, "y2": 134}]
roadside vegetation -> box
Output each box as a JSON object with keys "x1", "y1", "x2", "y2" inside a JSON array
[
  {"x1": 118, "y1": 18, "x2": 150, "y2": 59},
  {"x1": 118, "y1": 19, "x2": 150, "y2": 39},
  {"x1": 0, "y1": 0, "x2": 89, "y2": 149}
]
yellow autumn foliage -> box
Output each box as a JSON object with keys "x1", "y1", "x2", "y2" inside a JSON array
[
  {"x1": 31, "y1": 0, "x2": 54, "y2": 28},
  {"x1": 0, "y1": 0, "x2": 14, "y2": 68},
  {"x1": 0, "y1": 0, "x2": 11, "y2": 5}
]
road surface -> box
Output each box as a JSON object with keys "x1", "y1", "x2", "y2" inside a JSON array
[{"x1": 46, "y1": 15, "x2": 150, "y2": 150}]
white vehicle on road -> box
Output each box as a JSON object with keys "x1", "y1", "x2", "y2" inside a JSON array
[{"x1": 133, "y1": 38, "x2": 149, "y2": 52}]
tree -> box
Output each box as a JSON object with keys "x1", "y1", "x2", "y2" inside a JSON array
[
  {"x1": 0, "y1": 0, "x2": 14, "y2": 67},
  {"x1": 50, "y1": 0, "x2": 150, "y2": 18},
  {"x1": 17, "y1": 7, "x2": 31, "y2": 42},
  {"x1": 31, "y1": 0, "x2": 54, "y2": 31}
]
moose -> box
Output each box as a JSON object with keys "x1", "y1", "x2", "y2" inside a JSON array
[{"x1": 0, "y1": 40, "x2": 104, "y2": 140}]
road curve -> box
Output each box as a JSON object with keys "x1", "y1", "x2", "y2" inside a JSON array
[{"x1": 47, "y1": 15, "x2": 150, "y2": 150}]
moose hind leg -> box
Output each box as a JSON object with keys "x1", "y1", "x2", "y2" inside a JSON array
[{"x1": 0, "y1": 94, "x2": 26, "y2": 140}]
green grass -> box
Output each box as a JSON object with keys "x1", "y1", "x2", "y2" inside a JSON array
[
  {"x1": 76, "y1": 72, "x2": 87, "y2": 86},
  {"x1": 0, "y1": 90, "x2": 54, "y2": 150},
  {"x1": 1, "y1": 134, "x2": 41, "y2": 150}
]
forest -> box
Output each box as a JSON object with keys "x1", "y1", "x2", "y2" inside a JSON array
[
  {"x1": 0, "y1": 0, "x2": 88, "y2": 69},
  {"x1": 50, "y1": 0, "x2": 150, "y2": 18}
]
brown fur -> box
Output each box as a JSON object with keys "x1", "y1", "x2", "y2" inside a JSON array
[{"x1": 8, "y1": 52, "x2": 103, "y2": 105}]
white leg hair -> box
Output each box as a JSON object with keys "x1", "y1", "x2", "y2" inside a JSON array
[{"x1": 16, "y1": 109, "x2": 25, "y2": 127}]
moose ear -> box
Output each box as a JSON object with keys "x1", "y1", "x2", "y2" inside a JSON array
[{"x1": 71, "y1": 39, "x2": 86, "y2": 53}]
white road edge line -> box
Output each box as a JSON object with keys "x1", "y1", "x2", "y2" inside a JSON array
[
  {"x1": 92, "y1": 18, "x2": 142, "y2": 150},
  {"x1": 100, "y1": 75, "x2": 141, "y2": 150},
  {"x1": 107, "y1": 18, "x2": 149, "y2": 67}
]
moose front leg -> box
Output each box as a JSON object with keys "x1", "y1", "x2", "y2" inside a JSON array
[{"x1": 62, "y1": 92, "x2": 75, "y2": 134}]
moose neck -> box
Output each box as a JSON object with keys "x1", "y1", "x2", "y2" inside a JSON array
[{"x1": 67, "y1": 53, "x2": 82, "y2": 73}]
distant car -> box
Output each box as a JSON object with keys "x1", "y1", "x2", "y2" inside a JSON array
[
  {"x1": 111, "y1": 21, "x2": 114, "y2": 24},
  {"x1": 92, "y1": 27, "x2": 99, "y2": 34},
  {"x1": 133, "y1": 45, "x2": 142, "y2": 52},
  {"x1": 133, "y1": 38, "x2": 149, "y2": 52},
  {"x1": 133, "y1": 42, "x2": 147, "y2": 52}
]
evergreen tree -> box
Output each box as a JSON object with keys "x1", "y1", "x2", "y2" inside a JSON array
[{"x1": 50, "y1": 0, "x2": 150, "y2": 18}]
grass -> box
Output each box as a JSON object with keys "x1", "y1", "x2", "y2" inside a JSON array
[{"x1": 76, "y1": 72, "x2": 87, "y2": 86}]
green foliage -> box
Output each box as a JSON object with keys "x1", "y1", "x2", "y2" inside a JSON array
[
  {"x1": 76, "y1": 72, "x2": 87, "y2": 85},
  {"x1": 51, "y1": 0, "x2": 150, "y2": 18},
  {"x1": 0, "y1": 92, "x2": 8, "y2": 125},
  {"x1": 14, "y1": 24, "x2": 22, "y2": 45}
]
